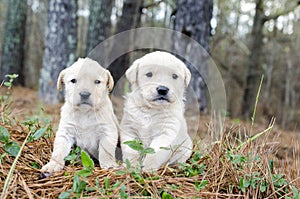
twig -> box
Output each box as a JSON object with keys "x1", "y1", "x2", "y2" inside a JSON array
[
  {"x1": 1, "y1": 130, "x2": 32, "y2": 199},
  {"x1": 250, "y1": 75, "x2": 264, "y2": 136},
  {"x1": 236, "y1": 117, "x2": 275, "y2": 151}
]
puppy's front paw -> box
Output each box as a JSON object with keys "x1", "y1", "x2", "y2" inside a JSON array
[{"x1": 41, "y1": 161, "x2": 64, "y2": 173}]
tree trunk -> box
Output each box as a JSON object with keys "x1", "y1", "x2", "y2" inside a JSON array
[
  {"x1": 173, "y1": 0, "x2": 213, "y2": 112},
  {"x1": 241, "y1": 0, "x2": 265, "y2": 119},
  {"x1": 108, "y1": 0, "x2": 143, "y2": 83},
  {"x1": 86, "y1": 0, "x2": 113, "y2": 54},
  {"x1": 38, "y1": 0, "x2": 78, "y2": 104},
  {"x1": 0, "y1": 0, "x2": 27, "y2": 85},
  {"x1": 241, "y1": 0, "x2": 299, "y2": 119}
]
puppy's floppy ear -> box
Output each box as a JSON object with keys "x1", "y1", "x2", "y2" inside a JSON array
[
  {"x1": 125, "y1": 61, "x2": 139, "y2": 85},
  {"x1": 57, "y1": 69, "x2": 66, "y2": 91},
  {"x1": 184, "y1": 66, "x2": 191, "y2": 87},
  {"x1": 106, "y1": 70, "x2": 114, "y2": 92}
]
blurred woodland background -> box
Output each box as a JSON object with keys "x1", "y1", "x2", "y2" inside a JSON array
[{"x1": 0, "y1": 0, "x2": 299, "y2": 130}]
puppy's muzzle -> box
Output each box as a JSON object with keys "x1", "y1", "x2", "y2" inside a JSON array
[
  {"x1": 80, "y1": 91, "x2": 91, "y2": 100},
  {"x1": 154, "y1": 85, "x2": 170, "y2": 102}
]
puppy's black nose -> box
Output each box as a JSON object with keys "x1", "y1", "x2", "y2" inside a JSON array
[
  {"x1": 79, "y1": 91, "x2": 91, "y2": 100},
  {"x1": 156, "y1": 86, "x2": 169, "y2": 95}
]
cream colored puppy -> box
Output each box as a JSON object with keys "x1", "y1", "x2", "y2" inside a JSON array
[
  {"x1": 41, "y1": 58, "x2": 118, "y2": 173},
  {"x1": 120, "y1": 51, "x2": 192, "y2": 171}
]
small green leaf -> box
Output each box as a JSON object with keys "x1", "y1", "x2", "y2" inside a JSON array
[
  {"x1": 0, "y1": 153, "x2": 7, "y2": 164},
  {"x1": 4, "y1": 141, "x2": 20, "y2": 157},
  {"x1": 115, "y1": 170, "x2": 126, "y2": 175},
  {"x1": 104, "y1": 177, "x2": 110, "y2": 189},
  {"x1": 195, "y1": 180, "x2": 208, "y2": 191},
  {"x1": 3, "y1": 82, "x2": 11, "y2": 87},
  {"x1": 292, "y1": 185, "x2": 300, "y2": 198},
  {"x1": 80, "y1": 150, "x2": 94, "y2": 171},
  {"x1": 143, "y1": 147, "x2": 155, "y2": 154},
  {"x1": 112, "y1": 181, "x2": 122, "y2": 189},
  {"x1": 32, "y1": 127, "x2": 47, "y2": 140},
  {"x1": 120, "y1": 185, "x2": 128, "y2": 199},
  {"x1": 268, "y1": 159, "x2": 274, "y2": 173},
  {"x1": 0, "y1": 126, "x2": 10, "y2": 143},
  {"x1": 193, "y1": 152, "x2": 202, "y2": 161},
  {"x1": 161, "y1": 191, "x2": 174, "y2": 199},
  {"x1": 72, "y1": 175, "x2": 87, "y2": 193},
  {"x1": 85, "y1": 186, "x2": 96, "y2": 192},
  {"x1": 75, "y1": 169, "x2": 92, "y2": 177},
  {"x1": 31, "y1": 162, "x2": 40, "y2": 169},
  {"x1": 125, "y1": 159, "x2": 131, "y2": 169},
  {"x1": 58, "y1": 191, "x2": 71, "y2": 199},
  {"x1": 160, "y1": 146, "x2": 170, "y2": 150},
  {"x1": 260, "y1": 180, "x2": 268, "y2": 193},
  {"x1": 123, "y1": 139, "x2": 143, "y2": 152}
]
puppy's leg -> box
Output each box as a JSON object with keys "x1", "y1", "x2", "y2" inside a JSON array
[
  {"x1": 121, "y1": 141, "x2": 140, "y2": 167},
  {"x1": 120, "y1": 127, "x2": 140, "y2": 167},
  {"x1": 142, "y1": 133, "x2": 176, "y2": 171},
  {"x1": 41, "y1": 133, "x2": 73, "y2": 172},
  {"x1": 98, "y1": 127, "x2": 119, "y2": 168},
  {"x1": 170, "y1": 137, "x2": 193, "y2": 164}
]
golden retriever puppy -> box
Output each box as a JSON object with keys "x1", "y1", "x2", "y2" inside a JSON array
[
  {"x1": 120, "y1": 51, "x2": 192, "y2": 171},
  {"x1": 41, "y1": 58, "x2": 118, "y2": 172}
]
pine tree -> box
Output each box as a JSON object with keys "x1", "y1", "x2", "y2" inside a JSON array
[
  {"x1": 0, "y1": 0, "x2": 27, "y2": 85},
  {"x1": 173, "y1": 0, "x2": 213, "y2": 112},
  {"x1": 86, "y1": 0, "x2": 113, "y2": 54},
  {"x1": 39, "y1": 0, "x2": 78, "y2": 104}
]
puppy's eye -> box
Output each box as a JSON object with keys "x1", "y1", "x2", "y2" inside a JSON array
[
  {"x1": 71, "y1": 79, "x2": 77, "y2": 83},
  {"x1": 172, "y1": 74, "x2": 178, "y2": 79},
  {"x1": 95, "y1": 80, "x2": 101, "y2": 84},
  {"x1": 146, "y1": 72, "x2": 153, "y2": 78}
]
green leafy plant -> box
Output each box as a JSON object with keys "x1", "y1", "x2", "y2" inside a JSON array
[
  {"x1": 2, "y1": 74, "x2": 19, "y2": 90},
  {"x1": 161, "y1": 191, "x2": 174, "y2": 199},
  {"x1": 178, "y1": 151, "x2": 206, "y2": 177},
  {"x1": 59, "y1": 150, "x2": 95, "y2": 199},
  {"x1": 120, "y1": 185, "x2": 128, "y2": 199},
  {"x1": 195, "y1": 179, "x2": 208, "y2": 191},
  {"x1": 0, "y1": 126, "x2": 20, "y2": 157},
  {"x1": 0, "y1": 74, "x2": 18, "y2": 124},
  {"x1": 121, "y1": 139, "x2": 156, "y2": 182},
  {"x1": 1, "y1": 126, "x2": 33, "y2": 199},
  {"x1": 64, "y1": 146, "x2": 81, "y2": 167},
  {"x1": 238, "y1": 172, "x2": 261, "y2": 192},
  {"x1": 22, "y1": 116, "x2": 52, "y2": 142},
  {"x1": 123, "y1": 138, "x2": 155, "y2": 168},
  {"x1": 96, "y1": 177, "x2": 122, "y2": 196}
]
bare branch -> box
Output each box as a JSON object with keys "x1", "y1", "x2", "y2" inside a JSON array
[{"x1": 142, "y1": 0, "x2": 164, "y2": 9}]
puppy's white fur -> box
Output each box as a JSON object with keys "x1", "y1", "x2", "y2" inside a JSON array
[
  {"x1": 120, "y1": 51, "x2": 192, "y2": 171},
  {"x1": 41, "y1": 58, "x2": 118, "y2": 172}
]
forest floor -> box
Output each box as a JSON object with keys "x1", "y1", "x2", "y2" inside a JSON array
[{"x1": 1, "y1": 86, "x2": 299, "y2": 198}]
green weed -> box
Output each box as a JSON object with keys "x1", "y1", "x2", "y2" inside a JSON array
[
  {"x1": 64, "y1": 146, "x2": 81, "y2": 167},
  {"x1": 59, "y1": 150, "x2": 95, "y2": 199},
  {"x1": 0, "y1": 126, "x2": 20, "y2": 157},
  {"x1": 0, "y1": 74, "x2": 18, "y2": 124},
  {"x1": 178, "y1": 151, "x2": 206, "y2": 177}
]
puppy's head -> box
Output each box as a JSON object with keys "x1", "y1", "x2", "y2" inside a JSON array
[
  {"x1": 57, "y1": 58, "x2": 114, "y2": 109},
  {"x1": 126, "y1": 51, "x2": 191, "y2": 106}
]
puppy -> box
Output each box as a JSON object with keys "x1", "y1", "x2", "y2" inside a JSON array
[
  {"x1": 41, "y1": 58, "x2": 118, "y2": 172},
  {"x1": 120, "y1": 51, "x2": 192, "y2": 171}
]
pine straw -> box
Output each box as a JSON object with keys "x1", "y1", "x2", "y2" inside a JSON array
[{"x1": 1, "y1": 117, "x2": 299, "y2": 199}]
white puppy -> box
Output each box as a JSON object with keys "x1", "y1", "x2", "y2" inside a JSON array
[
  {"x1": 120, "y1": 51, "x2": 193, "y2": 171},
  {"x1": 41, "y1": 58, "x2": 118, "y2": 172}
]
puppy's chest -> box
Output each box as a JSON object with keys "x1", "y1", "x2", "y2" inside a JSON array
[
  {"x1": 68, "y1": 114, "x2": 105, "y2": 135},
  {"x1": 131, "y1": 108, "x2": 173, "y2": 133}
]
